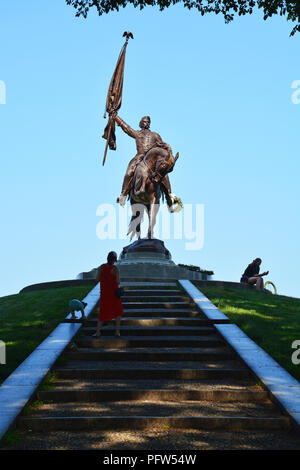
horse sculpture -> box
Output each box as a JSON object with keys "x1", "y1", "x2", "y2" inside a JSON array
[{"x1": 127, "y1": 146, "x2": 181, "y2": 240}]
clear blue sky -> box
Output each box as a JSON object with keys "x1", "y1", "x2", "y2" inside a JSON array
[{"x1": 0, "y1": 0, "x2": 299, "y2": 298}]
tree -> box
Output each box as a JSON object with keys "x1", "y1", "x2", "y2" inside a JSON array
[{"x1": 65, "y1": 0, "x2": 300, "y2": 36}]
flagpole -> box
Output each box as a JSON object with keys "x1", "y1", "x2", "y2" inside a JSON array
[
  {"x1": 102, "y1": 118, "x2": 113, "y2": 166},
  {"x1": 102, "y1": 31, "x2": 133, "y2": 166}
]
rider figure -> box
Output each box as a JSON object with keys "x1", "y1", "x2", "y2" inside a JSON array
[{"x1": 111, "y1": 112, "x2": 172, "y2": 206}]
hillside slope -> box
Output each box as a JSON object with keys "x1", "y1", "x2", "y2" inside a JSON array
[
  {"x1": 0, "y1": 285, "x2": 93, "y2": 383},
  {"x1": 199, "y1": 286, "x2": 300, "y2": 382}
]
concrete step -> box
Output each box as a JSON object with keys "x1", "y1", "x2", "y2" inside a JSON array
[
  {"x1": 65, "y1": 316, "x2": 230, "y2": 325},
  {"x1": 38, "y1": 388, "x2": 269, "y2": 403},
  {"x1": 68, "y1": 317, "x2": 219, "y2": 327},
  {"x1": 54, "y1": 365, "x2": 250, "y2": 380},
  {"x1": 120, "y1": 282, "x2": 178, "y2": 287},
  {"x1": 12, "y1": 427, "x2": 300, "y2": 450},
  {"x1": 75, "y1": 335, "x2": 225, "y2": 349},
  {"x1": 122, "y1": 309, "x2": 201, "y2": 317},
  {"x1": 64, "y1": 347, "x2": 235, "y2": 362},
  {"x1": 20, "y1": 400, "x2": 290, "y2": 432},
  {"x1": 55, "y1": 359, "x2": 244, "y2": 369},
  {"x1": 121, "y1": 290, "x2": 183, "y2": 296},
  {"x1": 19, "y1": 415, "x2": 291, "y2": 432},
  {"x1": 80, "y1": 326, "x2": 215, "y2": 337},
  {"x1": 121, "y1": 296, "x2": 191, "y2": 302},
  {"x1": 45, "y1": 377, "x2": 260, "y2": 392},
  {"x1": 121, "y1": 301, "x2": 193, "y2": 309}
]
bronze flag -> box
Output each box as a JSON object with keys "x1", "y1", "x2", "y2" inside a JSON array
[{"x1": 102, "y1": 31, "x2": 133, "y2": 166}]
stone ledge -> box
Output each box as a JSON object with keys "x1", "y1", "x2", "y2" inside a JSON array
[
  {"x1": 179, "y1": 280, "x2": 230, "y2": 322},
  {"x1": 215, "y1": 324, "x2": 300, "y2": 429},
  {"x1": 192, "y1": 280, "x2": 253, "y2": 290},
  {"x1": 20, "y1": 279, "x2": 96, "y2": 294}
]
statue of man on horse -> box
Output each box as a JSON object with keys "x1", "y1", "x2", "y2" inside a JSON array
[
  {"x1": 112, "y1": 113, "x2": 174, "y2": 204},
  {"x1": 110, "y1": 111, "x2": 181, "y2": 239},
  {"x1": 102, "y1": 33, "x2": 181, "y2": 240}
]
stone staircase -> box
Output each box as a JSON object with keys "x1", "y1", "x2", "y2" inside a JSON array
[{"x1": 15, "y1": 281, "x2": 297, "y2": 449}]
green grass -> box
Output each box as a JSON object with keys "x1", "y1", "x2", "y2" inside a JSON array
[
  {"x1": 199, "y1": 286, "x2": 300, "y2": 382},
  {"x1": 38, "y1": 371, "x2": 59, "y2": 391},
  {"x1": 1, "y1": 430, "x2": 22, "y2": 446},
  {"x1": 0, "y1": 285, "x2": 93, "y2": 383},
  {"x1": 22, "y1": 400, "x2": 44, "y2": 416}
]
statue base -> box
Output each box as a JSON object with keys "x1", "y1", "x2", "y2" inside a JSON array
[
  {"x1": 121, "y1": 238, "x2": 171, "y2": 258},
  {"x1": 77, "y1": 239, "x2": 212, "y2": 282},
  {"x1": 116, "y1": 238, "x2": 209, "y2": 281}
]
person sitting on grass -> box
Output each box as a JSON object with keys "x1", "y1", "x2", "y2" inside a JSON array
[
  {"x1": 69, "y1": 299, "x2": 88, "y2": 321},
  {"x1": 240, "y1": 258, "x2": 269, "y2": 291}
]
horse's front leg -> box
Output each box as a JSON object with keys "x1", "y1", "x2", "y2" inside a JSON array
[
  {"x1": 128, "y1": 199, "x2": 145, "y2": 240},
  {"x1": 136, "y1": 207, "x2": 143, "y2": 239},
  {"x1": 147, "y1": 194, "x2": 160, "y2": 239}
]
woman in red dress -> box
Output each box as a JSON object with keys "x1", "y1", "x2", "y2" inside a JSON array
[{"x1": 93, "y1": 251, "x2": 124, "y2": 337}]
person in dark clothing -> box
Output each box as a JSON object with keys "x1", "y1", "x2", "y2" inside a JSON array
[{"x1": 240, "y1": 258, "x2": 269, "y2": 291}]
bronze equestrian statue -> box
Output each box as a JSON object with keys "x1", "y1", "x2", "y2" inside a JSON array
[
  {"x1": 112, "y1": 114, "x2": 172, "y2": 205},
  {"x1": 110, "y1": 111, "x2": 181, "y2": 240}
]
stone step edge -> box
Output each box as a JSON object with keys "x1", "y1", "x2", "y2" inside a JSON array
[
  {"x1": 76, "y1": 336, "x2": 222, "y2": 341},
  {"x1": 67, "y1": 346, "x2": 233, "y2": 355},
  {"x1": 37, "y1": 389, "x2": 269, "y2": 402},
  {"x1": 80, "y1": 327, "x2": 215, "y2": 334},
  {"x1": 64, "y1": 352, "x2": 235, "y2": 361},
  {"x1": 64, "y1": 318, "x2": 230, "y2": 324},
  {"x1": 66, "y1": 317, "x2": 220, "y2": 321},
  {"x1": 215, "y1": 323, "x2": 300, "y2": 431},
  {"x1": 19, "y1": 416, "x2": 291, "y2": 432},
  {"x1": 75, "y1": 339, "x2": 225, "y2": 347},
  {"x1": 178, "y1": 280, "x2": 229, "y2": 322},
  {"x1": 179, "y1": 281, "x2": 300, "y2": 431},
  {"x1": 53, "y1": 369, "x2": 251, "y2": 380},
  {"x1": 120, "y1": 302, "x2": 192, "y2": 305},
  {"x1": 120, "y1": 282, "x2": 178, "y2": 286}
]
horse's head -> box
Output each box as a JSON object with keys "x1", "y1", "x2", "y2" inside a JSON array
[
  {"x1": 156, "y1": 149, "x2": 179, "y2": 179},
  {"x1": 143, "y1": 147, "x2": 180, "y2": 182}
]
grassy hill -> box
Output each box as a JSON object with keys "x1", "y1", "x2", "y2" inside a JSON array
[
  {"x1": 199, "y1": 286, "x2": 300, "y2": 382},
  {"x1": 0, "y1": 285, "x2": 93, "y2": 384}
]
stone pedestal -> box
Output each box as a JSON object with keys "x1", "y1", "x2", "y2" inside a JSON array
[
  {"x1": 77, "y1": 239, "x2": 212, "y2": 282},
  {"x1": 116, "y1": 239, "x2": 211, "y2": 281}
]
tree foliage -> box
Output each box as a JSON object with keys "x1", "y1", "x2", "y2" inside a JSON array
[{"x1": 65, "y1": 0, "x2": 300, "y2": 35}]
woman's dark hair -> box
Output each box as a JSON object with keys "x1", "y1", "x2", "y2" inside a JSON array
[
  {"x1": 107, "y1": 251, "x2": 117, "y2": 264},
  {"x1": 253, "y1": 258, "x2": 262, "y2": 264}
]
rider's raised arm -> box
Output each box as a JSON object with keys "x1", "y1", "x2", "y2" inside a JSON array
[{"x1": 114, "y1": 115, "x2": 137, "y2": 139}]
